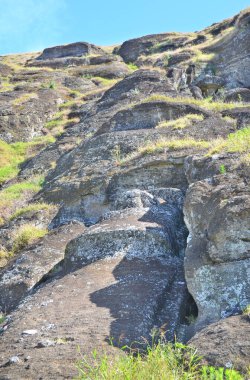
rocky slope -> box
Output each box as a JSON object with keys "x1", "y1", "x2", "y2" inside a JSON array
[{"x1": 0, "y1": 8, "x2": 250, "y2": 379}]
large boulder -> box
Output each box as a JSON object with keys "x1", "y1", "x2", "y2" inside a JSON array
[
  {"x1": 36, "y1": 42, "x2": 104, "y2": 60},
  {"x1": 184, "y1": 173, "x2": 250, "y2": 331},
  {"x1": 0, "y1": 191, "x2": 193, "y2": 379},
  {"x1": 0, "y1": 223, "x2": 85, "y2": 313},
  {"x1": 98, "y1": 101, "x2": 211, "y2": 134},
  {"x1": 189, "y1": 315, "x2": 250, "y2": 372},
  {"x1": 117, "y1": 33, "x2": 191, "y2": 63},
  {"x1": 224, "y1": 88, "x2": 250, "y2": 103}
]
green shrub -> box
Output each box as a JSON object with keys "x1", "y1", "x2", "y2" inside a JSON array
[{"x1": 12, "y1": 224, "x2": 47, "y2": 253}]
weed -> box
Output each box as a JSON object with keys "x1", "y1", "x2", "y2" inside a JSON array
[
  {"x1": 185, "y1": 314, "x2": 197, "y2": 325},
  {"x1": 219, "y1": 164, "x2": 226, "y2": 174}
]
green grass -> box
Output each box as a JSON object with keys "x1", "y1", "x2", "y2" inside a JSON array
[
  {"x1": 12, "y1": 223, "x2": 47, "y2": 253},
  {"x1": 44, "y1": 110, "x2": 80, "y2": 133},
  {"x1": 9, "y1": 202, "x2": 55, "y2": 221},
  {"x1": 76, "y1": 341, "x2": 247, "y2": 380},
  {"x1": 139, "y1": 138, "x2": 210, "y2": 155},
  {"x1": 157, "y1": 114, "x2": 204, "y2": 129},
  {"x1": 92, "y1": 76, "x2": 118, "y2": 87},
  {"x1": 0, "y1": 176, "x2": 44, "y2": 222},
  {"x1": 208, "y1": 127, "x2": 250, "y2": 155},
  {"x1": 0, "y1": 136, "x2": 55, "y2": 184},
  {"x1": 120, "y1": 138, "x2": 210, "y2": 165},
  {"x1": 119, "y1": 127, "x2": 250, "y2": 166},
  {"x1": 59, "y1": 100, "x2": 81, "y2": 110},
  {"x1": 141, "y1": 94, "x2": 246, "y2": 112},
  {"x1": 1, "y1": 179, "x2": 43, "y2": 201},
  {"x1": 127, "y1": 63, "x2": 139, "y2": 71}
]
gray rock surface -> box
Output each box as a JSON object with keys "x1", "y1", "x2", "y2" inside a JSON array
[
  {"x1": 189, "y1": 315, "x2": 250, "y2": 372},
  {"x1": 184, "y1": 173, "x2": 250, "y2": 330}
]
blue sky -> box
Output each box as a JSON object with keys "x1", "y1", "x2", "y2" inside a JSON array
[{"x1": 0, "y1": 0, "x2": 249, "y2": 55}]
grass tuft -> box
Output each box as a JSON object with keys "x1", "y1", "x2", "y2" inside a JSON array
[
  {"x1": 12, "y1": 223, "x2": 47, "y2": 253},
  {"x1": 157, "y1": 114, "x2": 204, "y2": 129},
  {"x1": 9, "y1": 202, "x2": 55, "y2": 221}
]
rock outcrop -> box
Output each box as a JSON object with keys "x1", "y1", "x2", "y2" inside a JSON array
[
  {"x1": 0, "y1": 7, "x2": 250, "y2": 379},
  {"x1": 37, "y1": 42, "x2": 104, "y2": 60}
]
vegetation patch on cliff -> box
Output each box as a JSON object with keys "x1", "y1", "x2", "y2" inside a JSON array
[
  {"x1": 0, "y1": 136, "x2": 55, "y2": 183},
  {"x1": 76, "y1": 341, "x2": 247, "y2": 380}
]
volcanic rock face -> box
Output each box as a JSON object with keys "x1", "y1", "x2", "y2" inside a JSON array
[{"x1": 0, "y1": 7, "x2": 250, "y2": 379}]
